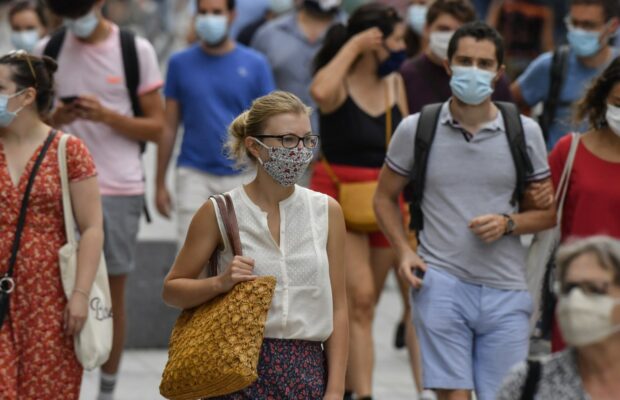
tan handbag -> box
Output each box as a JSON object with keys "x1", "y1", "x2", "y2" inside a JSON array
[
  {"x1": 322, "y1": 79, "x2": 394, "y2": 233},
  {"x1": 57, "y1": 134, "x2": 113, "y2": 371},
  {"x1": 160, "y1": 194, "x2": 276, "y2": 400}
]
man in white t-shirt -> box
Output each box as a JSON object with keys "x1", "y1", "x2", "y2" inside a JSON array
[{"x1": 35, "y1": 0, "x2": 165, "y2": 398}]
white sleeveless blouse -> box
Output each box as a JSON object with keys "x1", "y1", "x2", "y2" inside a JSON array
[{"x1": 210, "y1": 185, "x2": 333, "y2": 342}]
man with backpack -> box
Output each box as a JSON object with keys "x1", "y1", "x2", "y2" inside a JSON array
[
  {"x1": 374, "y1": 22, "x2": 556, "y2": 400},
  {"x1": 511, "y1": 0, "x2": 619, "y2": 150},
  {"x1": 35, "y1": 1, "x2": 165, "y2": 399}
]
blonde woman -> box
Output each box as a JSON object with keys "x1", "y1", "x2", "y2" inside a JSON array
[{"x1": 163, "y1": 91, "x2": 348, "y2": 399}]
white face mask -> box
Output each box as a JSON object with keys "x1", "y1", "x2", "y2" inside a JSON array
[
  {"x1": 429, "y1": 31, "x2": 454, "y2": 61},
  {"x1": 605, "y1": 103, "x2": 620, "y2": 137},
  {"x1": 557, "y1": 288, "x2": 620, "y2": 347}
]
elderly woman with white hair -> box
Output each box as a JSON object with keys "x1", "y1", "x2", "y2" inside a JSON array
[{"x1": 497, "y1": 235, "x2": 620, "y2": 400}]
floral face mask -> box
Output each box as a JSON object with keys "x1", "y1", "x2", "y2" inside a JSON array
[{"x1": 253, "y1": 138, "x2": 314, "y2": 187}]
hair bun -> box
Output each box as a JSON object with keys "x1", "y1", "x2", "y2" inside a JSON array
[{"x1": 41, "y1": 55, "x2": 58, "y2": 75}]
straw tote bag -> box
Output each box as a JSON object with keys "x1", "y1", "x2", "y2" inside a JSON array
[
  {"x1": 160, "y1": 194, "x2": 276, "y2": 400},
  {"x1": 525, "y1": 133, "x2": 579, "y2": 334},
  {"x1": 57, "y1": 134, "x2": 114, "y2": 370},
  {"x1": 321, "y1": 79, "x2": 395, "y2": 232}
]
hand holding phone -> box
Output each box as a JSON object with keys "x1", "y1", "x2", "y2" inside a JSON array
[{"x1": 60, "y1": 96, "x2": 79, "y2": 105}]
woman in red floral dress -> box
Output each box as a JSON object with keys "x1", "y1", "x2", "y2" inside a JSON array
[{"x1": 0, "y1": 52, "x2": 103, "y2": 399}]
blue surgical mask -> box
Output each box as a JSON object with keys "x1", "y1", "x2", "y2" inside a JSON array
[
  {"x1": 65, "y1": 10, "x2": 99, "y2": 39},
  {"x1": 378, "y1": 48, "x2": 407, "y2": 77},
  {"x1": 195, "y1": 14, "x2": 229, "y2": 45},
  {"x1": 10, "y1": 30, "x2": 40, "y2": 53},
  {"x1": 0, "y1": 90, "x2": 26, "y2": 127},
  {"x1": 567, "y1": 27, "x2": 602, "y2": 57},
  {"x1": 449, "y1": 66, "x2": 496, "y2": 105},
  {"x1": 270, "y1": 0, "x2": 294, "y2": 14},
  {"x1": 407, "y1": 5, "x2": 427, "y2": 35}
]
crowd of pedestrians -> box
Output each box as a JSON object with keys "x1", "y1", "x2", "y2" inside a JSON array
[{"x1": 0, "y1": 0, "x2": 619, "y2": 399}]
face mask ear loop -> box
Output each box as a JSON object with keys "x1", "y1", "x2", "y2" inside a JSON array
[{"x1": 251, "y1": 137, "x2": 269, "y2": 166}]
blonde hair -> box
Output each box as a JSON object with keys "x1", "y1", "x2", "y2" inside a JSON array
[{"x1": 226, "y1": 91, "x2": 312, "y2": 168}]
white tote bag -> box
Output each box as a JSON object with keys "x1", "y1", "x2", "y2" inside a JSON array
[
  {"x1": 526, "y1": 133, "x2": 580, "y2": 333},
  {"x1": 58, "y1": 134, "x2": 113, "y2": 370}
]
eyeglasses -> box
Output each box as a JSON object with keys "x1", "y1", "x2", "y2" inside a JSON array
[
  {"x1": 254, "y1": 134, "x2": 320, "y2": 149},
  {"x1": 559, "y1": 280, "x2": 611, "y2": 296},
  {"x1": 7, "y1": 49, "x2": 37, "y2": 81}
]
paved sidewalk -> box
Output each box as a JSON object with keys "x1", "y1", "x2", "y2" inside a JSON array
[{"x1": 79, "y1": 273, "x2": 419, "y2": 399}]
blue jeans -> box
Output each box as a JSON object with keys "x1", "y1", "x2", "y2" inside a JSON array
[{"x1": 411, "y1": 267, "x2": 532, "y2": 400}]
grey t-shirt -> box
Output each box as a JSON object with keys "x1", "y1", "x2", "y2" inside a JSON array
[{"x1": 386, "y1": 102, "x2": 550, "y2": 290}]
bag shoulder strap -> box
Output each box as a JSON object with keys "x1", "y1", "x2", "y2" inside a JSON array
[
  {"x1": 43, "y1": 28, "x2": 67, "y2": 60},
  {"x1": 58, "y1": 134, "x2": 76, "y2": 245},
  {"x1": 556, "y1": 133, "x2": 580, "y2": 219},
  {"x1": 520, "y1": 359, "x2": 542, "y2": 400},
  {"x1": 208, "y1": 194, "x2": 242, "y2": 277},
  {"x1": 495, "y1": 101, "x2": 534, "y2": 207},
  {"x1": 408, "y1": 102, "x2": 443, "y2": 231},
  {"x1": 4, "y1": 131, "x2": 57, "y2": 282},
  {"x1": 119, "y1": 29, "x2": 142, "y2": 118},
  {"x1": 540, "y1": 45, "x2": 570, "y2": 142}
]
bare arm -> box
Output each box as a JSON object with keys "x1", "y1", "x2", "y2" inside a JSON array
[
  {"x1": 310, "y1": 28, "x2": 383, "y2": 114},
  {"x1": 469, "y1": 179, "x2": 557, "y2": 243},
  {"x1": 486, "y1": 0, "x2": 504, "y2": 28},
  {"x1": 65, "y1": 176, "x2": 104, "y2": 336},
  {"x1": 155, "y1": 98, "x2": 181, "y2": 218},
  {"x1": 323, "y1": 198, "x2": 348, "y2": 400},
  {"x1": 374, "y1": 166, "x2": 426, "y2": 288},
  {"x1": 510, "y1": 82, "x2": 532, "y2": 115},
  {"x1": 75, "y1": 89, "x2": 165, "y2": 143},
  {"x1": 162, "y1": 201, "x2": 257, "y2": 309}
]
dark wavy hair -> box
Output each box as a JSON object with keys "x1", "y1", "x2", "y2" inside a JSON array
[
  {"x1": 0, "y1": 52, "x2": 58, "y2": 115},
  {"x1": 575, "y1": 56, "x2": 620, "y2": 129},
  {"x1": 313, "y1": 3, "x2": 402, "y2": 74}
]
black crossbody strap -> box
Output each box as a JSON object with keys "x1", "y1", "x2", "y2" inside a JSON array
[
  {"x1": 521, "y1": 360, "x2": 542, "y2": 400},
  {"x1": 4, "y1": 131, "x2": 57, "y2": 280}
]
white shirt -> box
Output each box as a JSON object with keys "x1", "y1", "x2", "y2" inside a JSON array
[{"x1": 211, "y1": 185, "x2": 333, "y2": 342}]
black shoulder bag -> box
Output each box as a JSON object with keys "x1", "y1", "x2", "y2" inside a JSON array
[{"x1": 0, "y1": 130, "x2": 57, "y2": 329}]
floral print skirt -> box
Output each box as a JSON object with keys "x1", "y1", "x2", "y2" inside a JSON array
[{"x1": 211, "y1": 338, "x2": 326, "y2": 399}]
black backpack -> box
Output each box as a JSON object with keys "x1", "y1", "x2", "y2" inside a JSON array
[
  {"x1": 43, "y1": 27, "x2": 146, "y2": 153},
  {"x1": 408, "y1": 101, "x2": 534, "y2": 231}
]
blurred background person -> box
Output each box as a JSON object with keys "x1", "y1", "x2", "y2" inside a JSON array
[
  {"x1": 511, "y1": 0, "x2": 619, "y2": 150},
  {"x1": 237, "y1": 0, "x2": 296, "y2": 46},
  {"x1": 251, "y1": 0, "x2": 345, "y2": 135},
  {"x1": 310, "y1": 4, "x2": 431, "y2": 400},
  {"x1": 8, "y1": 0, "x2": 47, "y2": 53},
  {"x1": 497, "y1": 236, "x2": 620, "y2": 399},
  {"x1": 487, "y1": 0, "x2": 555, "y2": 80},
  {"x1": 404, "y1": 0, "x2": 432, "y2": 58}
]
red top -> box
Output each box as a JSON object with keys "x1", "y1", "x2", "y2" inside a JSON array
[{"x1": 549, "y1": 134, "x2": 620, "y2": 243}]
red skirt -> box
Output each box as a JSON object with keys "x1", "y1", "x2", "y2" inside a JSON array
[{"x1": 311, "y1": 162, "x2": 405, "y2": 248}]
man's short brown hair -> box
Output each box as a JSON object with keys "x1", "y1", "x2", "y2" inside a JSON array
[
  {"x1": 426, "y1": 0, "x2": 477, "y2": 27},
  {"x1": 570, "y1": 0, "x2": 619, "y2": 21}
]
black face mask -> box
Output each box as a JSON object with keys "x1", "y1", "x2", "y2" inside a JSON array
[
  {"x1": 377, "y1": 46, "x2": 407, "y2": 77},
  {"x1": 303, "y1": 0, "x2": 339, "y2": 17}
]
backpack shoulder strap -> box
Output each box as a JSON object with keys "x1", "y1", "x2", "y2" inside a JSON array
[
  {"x1": 540, "y1": 45, "x2": 570, "y2": 143},
  {"x1": 409, "y1": 102, "x2": 443, "y2": 231},
  {"x1": 520, "y1": 359, "x2": 542, "y2": 400},
  {"x1": 495, "y1": 101, "x2": 534, "y2": 207},
  {"x1": 43, "y1": 27, "x2": 67, "y2": 60},
  {"x1": 119, "y1": 29, "x2": 142, "y2": 118}
]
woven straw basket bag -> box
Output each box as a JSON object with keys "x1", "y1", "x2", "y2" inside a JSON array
[{"x1": 160, "y1": 194, "x2": 276, "y2": 399}]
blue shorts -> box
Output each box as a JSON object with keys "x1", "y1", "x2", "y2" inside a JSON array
[{"x1": 411, "y1": 267, "x2": 532, "y2": 400}]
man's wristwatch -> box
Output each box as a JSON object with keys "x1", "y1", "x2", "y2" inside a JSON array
[{"x1": 501, "y1": 214, "x2": 516, "y2": 236}]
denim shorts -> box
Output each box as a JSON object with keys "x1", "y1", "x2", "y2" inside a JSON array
[
  {"x1": 102, "y1": 195, "x2": 143, "y2": 276},
  {"x1": 411, "y1": 267, "x2": 532, "y2": 400}
]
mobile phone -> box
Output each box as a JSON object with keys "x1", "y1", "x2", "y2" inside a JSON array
[
  {"x1": 60, "y1": 96, "x2": 79, "y2": 104},
  {"x1": 413, "y1": 268, "x2": 426, "y2": 280}
]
